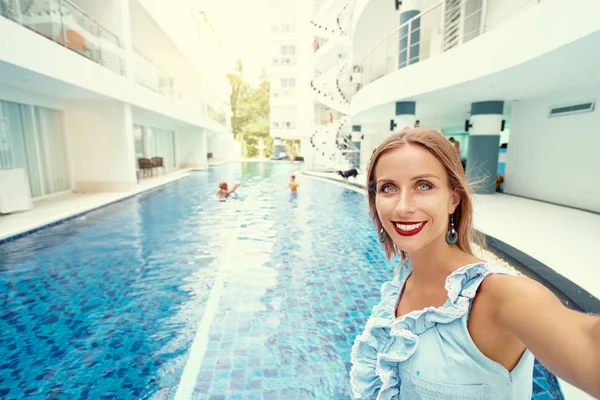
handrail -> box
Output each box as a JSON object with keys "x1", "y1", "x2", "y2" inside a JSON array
[
  {"x1": 0, "y1": 0, "x2": 124, "y2": 74},
  {"x1": 60, "y1": 0, "x2": 120, "y2": 45},
  {"x1": 360, "y1": 1, "x2": 442, "y2": 66}
]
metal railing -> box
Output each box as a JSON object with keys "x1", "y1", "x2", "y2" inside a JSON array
[
  {"x1": 0, "y1": 0, "x2": 124, "y2": 75},
  {"x1": 133, "y1": 49, "x2": 175, "y2": 95},
  {"x1": 361, "y1": 2, "x2": 443, "y2": 85},
  {"x1": 207, "y1": 104, "x2": 227, "y2": 126},
  {"x1": 358, "y1": 0, "x2": 540, "y2": 87}
]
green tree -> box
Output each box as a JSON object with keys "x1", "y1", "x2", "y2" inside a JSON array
[{"x1": 227, "y1": 61, "x2": 272, "y2": 158}]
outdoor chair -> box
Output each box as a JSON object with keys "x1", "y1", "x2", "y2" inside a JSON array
[
  {"x1": 151, "y1": 157, "x2": 165, "y2": 175},
  {"x1": 138, "y1": 158, "x2": 154, "y2": 178}
]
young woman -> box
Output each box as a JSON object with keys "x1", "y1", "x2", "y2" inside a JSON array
[{"x1": 350, "y1": 128, "x2": 600, "y2": 399}]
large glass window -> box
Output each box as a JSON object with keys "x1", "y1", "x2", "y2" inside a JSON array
[{"x1": 0, "y1": 100, "x2": 69, "y2": 198}]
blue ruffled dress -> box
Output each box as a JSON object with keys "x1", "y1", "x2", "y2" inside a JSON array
[{"x1": 350, "y1": 261, "x2": 534, "y2": 399}]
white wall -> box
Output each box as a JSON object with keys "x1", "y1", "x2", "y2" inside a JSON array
[
  {"x1": 484, "y1": 0, "x2": 538, "y2": 31},
  {"x1": 352, "y1": 0, "x2": 399, "y2": 64},
  {"x1": 505, "y1": 87, "x2": 600, "y2": 213},
  {"x1": 207, "y1": 134, "x2": 241, "y2": 162},
  {"x1": 356, "y1": 121, "x2": 391, "y2": 172},
  {"x1": 175, "y1": 128, "x2": 207, "y2": 169},
  {"x1": 64, "y1": 101, "x2": 137, "y2": 192}
]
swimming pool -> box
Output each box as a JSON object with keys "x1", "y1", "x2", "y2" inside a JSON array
[{"x1": 0, "y1": 163, "x2": 563, "y2": 399}]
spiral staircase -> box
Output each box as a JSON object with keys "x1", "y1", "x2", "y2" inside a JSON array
[{"x1": 308, "y1": 0, "x2": 359, "y2": 171}]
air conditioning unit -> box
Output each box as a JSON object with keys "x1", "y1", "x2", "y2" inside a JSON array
[
  {"x1": 549, "y1": 101, "x2": 595, "y2": 117},
  {"x1": 285, "y1": 121, "x2": 296, "y2": 129},
  {"x1": 272, "y1": 121, "x2": 282, "y2": 128}
]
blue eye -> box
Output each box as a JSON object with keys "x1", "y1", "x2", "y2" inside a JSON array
[
  {"x1": 417, "y1": 182, "x2": 432, "y2": 191},
  {"x1": 380, "y1": 184, "x2": 396, "y2": 193}
]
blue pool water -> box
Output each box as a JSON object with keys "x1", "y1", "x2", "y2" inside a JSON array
[{"x1": 0, "y1": 163, "x2": 562, "y2": 399}]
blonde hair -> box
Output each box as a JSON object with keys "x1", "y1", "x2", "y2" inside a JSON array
[{"x1": 366, "y1": 127, "x2": 483, "y2": 260}]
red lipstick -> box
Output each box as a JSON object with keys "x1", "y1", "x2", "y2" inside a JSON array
[{"x1": 392, "y1": 221, "x2": 427, "y2": 237}]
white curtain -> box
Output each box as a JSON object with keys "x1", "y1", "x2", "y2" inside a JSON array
[
  {"x1": 153, "y1": 128, "x2": 175, "y2": 169},
  {"x1": 0, "y1": 100, "x2": 68, "y2": 198},
  {"x1": 0, "y1": 101, "x2": 43, "y2": 197},
  {"x1": 35, "y1": 106, "x2": 69, "y2": 195}
]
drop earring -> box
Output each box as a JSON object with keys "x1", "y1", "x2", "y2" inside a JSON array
[
  {"x1": 379, "y1": 227, "x2": 386, "y2": 243},
  {"x1": 446, "y1": 214, "x2": 458, "y2": 245}
]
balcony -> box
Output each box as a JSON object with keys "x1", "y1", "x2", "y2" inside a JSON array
[
  {"x1": 358, "y1": 0, "x2": 540, "y2": 88},
  {"x1": 207, "y1": 104, "x2": 227, "y2": 126},
  {"x1": 0, "y1": 0, "x2": 124, "y2": 75},
  {"x1": 133, "y1": 49, "x2": 176, "y2": 95}
]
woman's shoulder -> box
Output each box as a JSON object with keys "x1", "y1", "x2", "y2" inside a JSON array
[{"x1": 478, "y1": 272, "x2": 542, "y2": 304}]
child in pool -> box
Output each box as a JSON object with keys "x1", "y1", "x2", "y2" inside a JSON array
[
  {"x1": 217, "y1": 180, "x2": 240, "y2": 200},
  {"x1": 288, "y1": 175, "x2": 299, "y2": 193}
]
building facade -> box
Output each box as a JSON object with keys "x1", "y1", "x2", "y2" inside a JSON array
[
  {"x1": 0, "y1": 0, "x2": 238, "y2": 200},
  {"x1": 268, "y1": 0, "x2": 315, "y2": 162}
]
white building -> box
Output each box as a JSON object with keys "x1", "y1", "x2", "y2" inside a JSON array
[
  {"x1": 0, "y1": 0, "x2": 238, "y2": 201},
  {"x1": 268, "y1": 0, "x2": 315, "y2": 162},
  {"x1": 347, "y1": 0, "x2": 600, "y2": 213}
]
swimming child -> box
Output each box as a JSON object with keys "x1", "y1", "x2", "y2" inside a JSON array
[
  {"x1": 288, "y1": 175, "x2": 299, "y2": 193},
  {"x1": 217, "y1": 180, "x2": 240, "y2": 201}
]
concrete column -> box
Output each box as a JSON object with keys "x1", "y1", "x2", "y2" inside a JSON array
[
  {"x1": 399, "y1": 0, "x2": 421, "y2": 69},
  {"x1": 64, "y1": 101, "x2": 137, "y2": 192},
  {"x1": 175, "y1": 128, "x2": 207, "y2": 169},
  {"x1": 466, "y1": 101, "x2": 504, "y2": 194},
  {"x1": 393, "y1": 101, "x2": 417, "y2": 131}
]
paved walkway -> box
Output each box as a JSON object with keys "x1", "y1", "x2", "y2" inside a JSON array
[{"x1": 0, "y1": 170, "x2": 191, "y2": 242}]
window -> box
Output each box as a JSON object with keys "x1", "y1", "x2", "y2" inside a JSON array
[
  {"x1": 281, "y1": 45, "x2": 296, "y2": 56},
  {"x1": 281, "y1": 78, "x2": 296, "y2": 88}
]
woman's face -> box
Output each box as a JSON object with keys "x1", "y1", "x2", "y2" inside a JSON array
[{"x1": 374, "y1": 144, "x2": 459, "y2": 255}]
